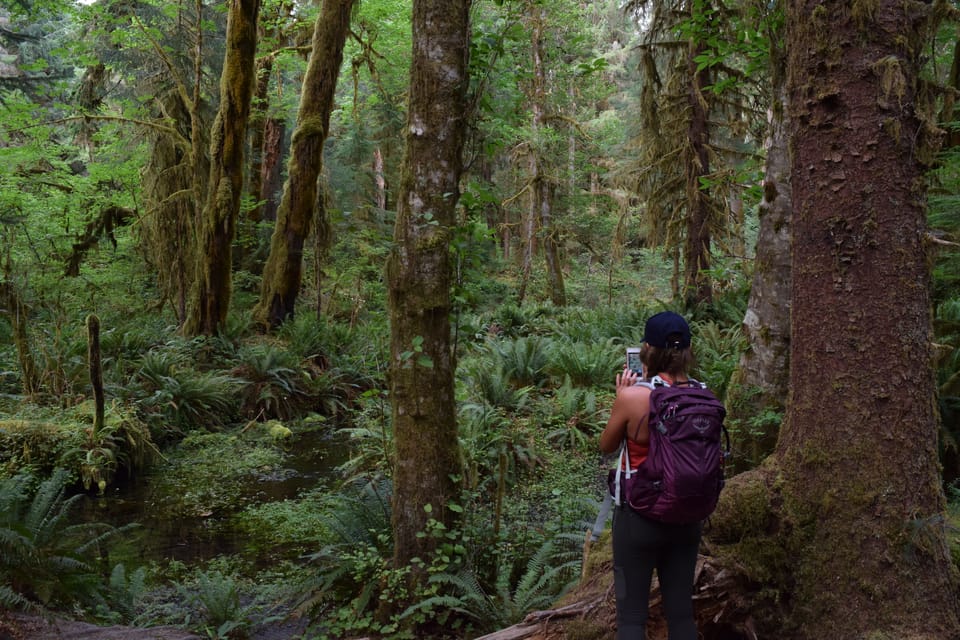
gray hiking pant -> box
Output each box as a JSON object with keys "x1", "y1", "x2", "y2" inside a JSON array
[{"x1": 612, "y1": 506, "x2": 702, "y2": 640}]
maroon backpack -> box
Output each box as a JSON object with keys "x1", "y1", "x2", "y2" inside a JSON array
[{"x1": 609, "y1": 377, "x2": 729, "y2": 523}]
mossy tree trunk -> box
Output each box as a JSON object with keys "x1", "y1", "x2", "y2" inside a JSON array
[
  {"x1": 682, "y1": 23, "x2": 712, "y2": 307},
  {"x1": 184, "y1": 0, "x2": 262, "y2": 335},
  {"x1": 713, "y1": 3, "x2": 960, "y2": 638},
  {"x1": 0, "y1": 278, "x2": 39, "y2": 397},
  {"x1": 86, "y1": 314, "x2": 104, "y2": 432},
  {"x1": 726, "y1": 29, "x2": 791, "y2": 472},
  {"x1": 253, "y1": 0, "x2": 356, "y2": 330},
  {"x1": 529, "y1": 3, "x2": 565, "y2": 308},
  {"x1": 386, "y1": 0, "x2": 470, "y2": 576}
]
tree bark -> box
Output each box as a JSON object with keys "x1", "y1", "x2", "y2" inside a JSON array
[
  {"x1": 386, "y1": 0, "x2": 470, "y2": 577},
  {"x1": 243, "y1": 26, "x2": 285, "y2": 276},
  {"x1": 184, "y1": 0, "x2": 262, "y2": 335},
  {"x1": 86, "y1": 314, "x2": 104, "y2": 433},
  {"x1": 253, "y1": 0, "x2": 355, "y2": 330},
  {"x1": 0, "y1": 278, "x2": 39, "y2": 397},
  {"x1": 726, "y1": 33, "x2": 791, "y2": 472},
  {"x1": 713, "y1": 3, "x2": 960, "y2": 638}
]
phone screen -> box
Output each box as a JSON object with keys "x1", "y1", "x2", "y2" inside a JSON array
[{"x1": 626, "y1": 348, "x2": 642, "y2": 375}]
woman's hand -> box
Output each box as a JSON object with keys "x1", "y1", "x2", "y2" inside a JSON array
[{"x1": 615, "y1": 367, "x2": 639, "y2": 394}]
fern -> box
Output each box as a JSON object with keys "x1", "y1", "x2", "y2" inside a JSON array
[
  {"x1": 690, "y1": 319, "x2": 746, "y2": 400},
  {"x1": 295, "y1": 478, "x2": 393, "y2": 619},
  {"x1": 0, "y1": 469, "x2": 128, "y2": 609},
  {"x1": 488, "y1": 336, "x2": 552, "y2": 388},
  {"x1": 137, "y1": 365, "x2": 242, "y2": 432},
  {"x1": 459, "y1": 356, "x2": 532, "y2": 411},
  {"x1": 403, "y1": 533, "x2": 582, "y2": 632},
  {"x1": 106, "y1": 563, "x2": 149, "y2": 623},
  {"x1": 547, "y1": 337, "x2": 623, "y2": 388},
  {"x1": 232, "y1": 343, "x2": 307, "y2": 420},
  {"x1": 545, "y1": 375, "x2": 604, "y2": 451}
]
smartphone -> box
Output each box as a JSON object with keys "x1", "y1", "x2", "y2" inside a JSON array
[{"x1": 626, "y1": 347, "x2": 642, "y2": 376}]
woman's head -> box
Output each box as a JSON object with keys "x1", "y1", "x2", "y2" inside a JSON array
[{"x1": 640, "y1": 311, "x2": 694, "y2": 377}]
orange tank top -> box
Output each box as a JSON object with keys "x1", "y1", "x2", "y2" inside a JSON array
[{"x1": 623, "y1": 437, "x2": 648, "y2": 470}]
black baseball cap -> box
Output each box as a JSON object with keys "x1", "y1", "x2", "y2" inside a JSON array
[{"x1": 642, "y1": 311, "x2": 691, "y2": 349}]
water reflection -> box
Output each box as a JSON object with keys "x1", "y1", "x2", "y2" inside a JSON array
[{"x1": 77, "y1": 427, "x2": 349, "y2": 566}]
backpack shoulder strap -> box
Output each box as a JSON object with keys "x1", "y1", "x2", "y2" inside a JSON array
[{"x1": 649, "y1": 375, "x2": 670, "y2": 388}]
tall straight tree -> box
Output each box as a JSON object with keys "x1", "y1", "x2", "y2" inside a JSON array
[
  {"x1": 713, "y1": 1, "x2": 960, "y2": 637},
  {"x1": 517, "y1": 2, "x2": 565, "y2": 307},
  {"x1": 253, "y1": 0, "x2": 357, "y2": 330},
  {"x1": 386, "y1": 0, "x2": 471, "y2": 575},
  {"x1": 185, "y1": 0, "x2": 262, "y2": 336}
]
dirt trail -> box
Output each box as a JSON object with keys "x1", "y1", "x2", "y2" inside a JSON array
[
  {"x1": 0, "y1": 614, "x2": 201, "y2": 640},
  {"x1": 0, "y1": 613, "x2": 309, "y2": 640}
]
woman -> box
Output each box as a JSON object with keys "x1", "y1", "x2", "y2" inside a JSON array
[{"x1": 599, "y1": 310, "x2": 701, "y2": 640}]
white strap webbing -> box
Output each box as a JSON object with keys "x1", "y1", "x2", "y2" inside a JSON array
[{"x1": 613, "y1": 439, "x2": 632, "y2": 506}]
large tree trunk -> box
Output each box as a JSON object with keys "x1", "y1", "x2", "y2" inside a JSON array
[
  {"x1": 713, "y1": 2, "x2": 960, "y2": 638},
  {"x1": 726, "y1": 38, "x2": 791, "y2": 472},
  {"x1": 253, "y1": 0, "x2": 355, "y2": 330},
  {"x1": 184, "y1": 0, "x2": 262, "y2": 335},
  {"x1": 387, "y1": 0, "x2": 470, "y2": 579}
]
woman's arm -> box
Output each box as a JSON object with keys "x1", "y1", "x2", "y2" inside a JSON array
[{"x1": 599, "y1": 368, "x2": 650, "y2": 454}]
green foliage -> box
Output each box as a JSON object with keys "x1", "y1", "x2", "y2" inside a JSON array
[
  {"x1": 544, "y1": 375, "x2": 604, "y2": 451},
  {"x1": 486, "y1": 336, "x2": 553, "y2": 388},
  {"x1": 101, "y1": 563, "x2": 150, "y2": 624},
  {"x1": 403, "y1": 533, "x2": 582, "y2": 633},
  {"x1": 295, "y1": 478, "x2": 396, "y2": 636},
  {"x1": 136, "y1": 350, "x2": 242, "y2": 436},
  {"x1": 148, "y1": 432, "x2": 286, "y2": 520},
  {"x1": 458, "y1": 355, "x2": 532, "y2": 412},
  {"x1": 690, "y1": 320, "x2": 746, "y2": 401},
  {"x1": 547, "y1": 337, "x2": 623, "y2": 387},
  {"x1": 177, "y1": 569, "x2": 256, "y2": 639},
  {"x1": 0, "y1": 468, "x2": 129, "y2": 610},
  {"x1": 63, "y1": 400, "x2": 160, "y2": 493},
  {"x1": 458, "y1": 401, "x2": 543, "y2": 495},
  {"x1": 335, "y1": 390, "x2": 394, "y2": 482},
  {"x1": 231, "y1": 343, "x2": 309, "y2": 420},
  {"x1": 0, "y1": 401, "x2": 157, "y2": 491},
  {"x1": 276, "y1": 313, "x2": 382, "y2": 406},
  {"x1": 0, "y1": 417, "x2": 76, "y2": 477}
]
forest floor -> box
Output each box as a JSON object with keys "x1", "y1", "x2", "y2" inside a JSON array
[
  {"x1": 0, "y1": 537, "x2": 749, "y2": 640},
  {"x1": 0, "y1": 612, "x2": 310, "y2": 640}
]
